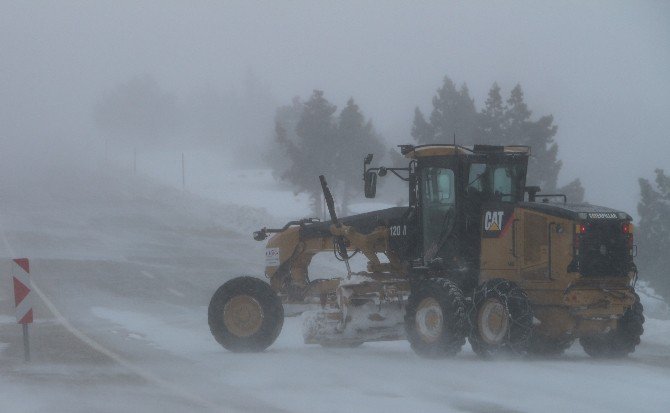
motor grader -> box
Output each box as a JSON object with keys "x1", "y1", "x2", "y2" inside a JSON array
[{"x1": 208, "y1": 144, "x2": 643, "y2": 358}]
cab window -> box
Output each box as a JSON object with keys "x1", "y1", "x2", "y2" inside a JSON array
[
  {"x1": 423, "y1": 167, "x2": 455, "y2": 204},
  {"x1": 493, "y1": 167, "x2": 512, "y2": 201},
  {"x1": 492, "y1": 165, "x2": 522, "y2": 202},
  {"x1": 467, "y1": 163, "x2": 487, "y2": 193},
  {"x1": 466, "y1": 163, "x2": 523, "y2": 203}
]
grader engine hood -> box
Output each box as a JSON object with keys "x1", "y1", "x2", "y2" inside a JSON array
[
  {"x1": 515, "y1": 201, "x2": 635, "y2": 281},
  {"x1": 518, "y1": 202, "x2": 632, "y2": 222}
]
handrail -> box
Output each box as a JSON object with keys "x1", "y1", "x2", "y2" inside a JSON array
[
  {"x1": 512, "y1": 219, "x2": 520, "y2": 258},
  {"x1": 537, "y1": 194, "x2": 568, "y2": 204},
  {"x1": 253, "y1": 218, "x2": 319, "y2": 241},
  {"x1": 547, "y1": 222, "x2": 556, "y2": 280}
]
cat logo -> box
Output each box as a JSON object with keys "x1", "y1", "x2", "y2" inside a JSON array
[{"x1": 484, "y1": 211, "x2": 504, "y2": 231}]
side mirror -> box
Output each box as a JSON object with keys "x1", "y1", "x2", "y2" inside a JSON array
[
  {"x1": 364, "y1": 171, "x2": 377, "y2": 198},
  {"x1": 364, "y1": 153, "x2": 373, "y2": 166}
]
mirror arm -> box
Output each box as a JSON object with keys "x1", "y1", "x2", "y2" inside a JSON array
[{"x1": 389, "y1": 168, "x2": 410, "y2": 181}]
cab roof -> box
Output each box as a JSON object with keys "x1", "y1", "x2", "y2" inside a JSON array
[{"x1": 401, "y1": 144, "x2": 531, "y2": 159}]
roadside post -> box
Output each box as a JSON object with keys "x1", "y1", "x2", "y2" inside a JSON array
[{"x1": 12, "y1": 258, "x2": 32, "y2": 362}]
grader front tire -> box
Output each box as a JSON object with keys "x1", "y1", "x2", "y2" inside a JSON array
[
  {"x1": 405, "y1": 278, "x2": 467, "y2": 358},
  {"x1": 208, "y1": 276, "x2": 284, "y2": 352}
]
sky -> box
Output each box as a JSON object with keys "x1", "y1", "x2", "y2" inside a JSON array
[{"x1": 1, "y1": 0, "x2": 669, "y2": 219}]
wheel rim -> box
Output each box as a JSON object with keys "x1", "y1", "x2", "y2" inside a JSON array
[
  {"x1": 478, "y1": 298, "x2": 509, "y2": 345},
  {"x1": 415, "y1": 297, "x2": 443, "y2": 343},
  {"x1": 223, "y1": 295, "x2": 264, "y2": 337}
]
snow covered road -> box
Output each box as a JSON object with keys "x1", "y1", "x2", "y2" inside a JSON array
[{"x1": 2, "y1": 257, "x2": 669, "y2": 413}]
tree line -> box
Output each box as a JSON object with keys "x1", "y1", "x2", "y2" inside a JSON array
[
  {"x1": 637, "y1": 169, "x2": 670, "y2": 298},
  {"x1": 272, "y1": 76, "x2": 585, "y2": 216},
  {"x1": 411, "y1": 78, "x2": 583, "y2": 202}
]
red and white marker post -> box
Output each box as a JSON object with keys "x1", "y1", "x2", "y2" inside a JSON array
[{"x1": 12, "y1": 258, "x2": 32, "y2": 361}]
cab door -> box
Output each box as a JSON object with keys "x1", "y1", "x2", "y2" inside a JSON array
[
  {"x1": 479, "y1": 203, "x2": 518, "y2": 279},
  {"x1": 478, "y1": 163, "x2": 526, "y2": 281},
  {"x1": 420, "y1": 166, "x2": 456, "y2": 264},
  {"x1": 517, "y1": 210, "x2": 550, "y2": 281}
]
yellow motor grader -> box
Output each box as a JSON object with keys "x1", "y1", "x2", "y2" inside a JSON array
[{"x1": 208, "y1": 144, "x2": 643, "y2": 358}]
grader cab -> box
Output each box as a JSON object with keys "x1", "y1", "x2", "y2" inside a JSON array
[{"x1": 208, "y1": 144, "x2": 643, "y2": 358}]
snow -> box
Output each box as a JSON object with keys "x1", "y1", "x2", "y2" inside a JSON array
[
  {"x1": 637, "y1": 281, "x2": 670, "y2": 319},
  {"x1": 1, "y1": 162, "x2": 669, "y2": 413},
  {"x1": 90, "y1": 306, "x2": 219, "y2": 356}
]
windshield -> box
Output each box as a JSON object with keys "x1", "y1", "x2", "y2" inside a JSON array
[{"x1": 467, "y1": 162, "x2": 524, "y2": 203}]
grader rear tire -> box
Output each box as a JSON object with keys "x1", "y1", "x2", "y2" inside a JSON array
[
  {"x1": 405, "y1": 278, "x2": 467, "y2": 358},
  {"x1": 469, "y1": 279, "x2": 534, "y2": 358},
  {"x1": 208, "y1": 276, "x2": 284, "y2": 352},
  {"x1": 580, "y1": 294, "x2": 644, "y2": 358}
]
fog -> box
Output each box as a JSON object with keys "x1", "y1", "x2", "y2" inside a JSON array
[
  {"x1": 2, "y1": 1, "x2": 669, "y2": 215},
  {"x1": 1, "y1": 2, "x2": 670, "y2": 412}
]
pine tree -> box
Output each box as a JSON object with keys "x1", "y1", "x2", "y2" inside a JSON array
[
  {"x1": 505, "y1": 85, "x2": 557, "y2": 191},
  {"x1": 266, "y1": 97, "x2": 303, "y2": 177},
  {"x1": 503, "y1": 84, "x2": 583, "y2": 201},
  {"x1": 558, "y1": 178, "x2": 585, "y2": 204},
  {"x1": 412, "y1": 76, "x2": 478, "y2": 145},
  {"x1": 411, "y1": 108, "x2": 434, "y2": 144},
  {"x1": 478, "y1": 82, "x2": 507, "y2": 145},
  {"x1": 637, "y1": 169, "x2": 670, "y2": 298},
  {"x1": 274, "y1": 91, "x2": 386, "y2": 217},
  {"x1": 276, "y1": 90, "x2": 338, "y2": 218},
  {"x1": 336, "y1": 98, "x2": 383, "y2": 215}
]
